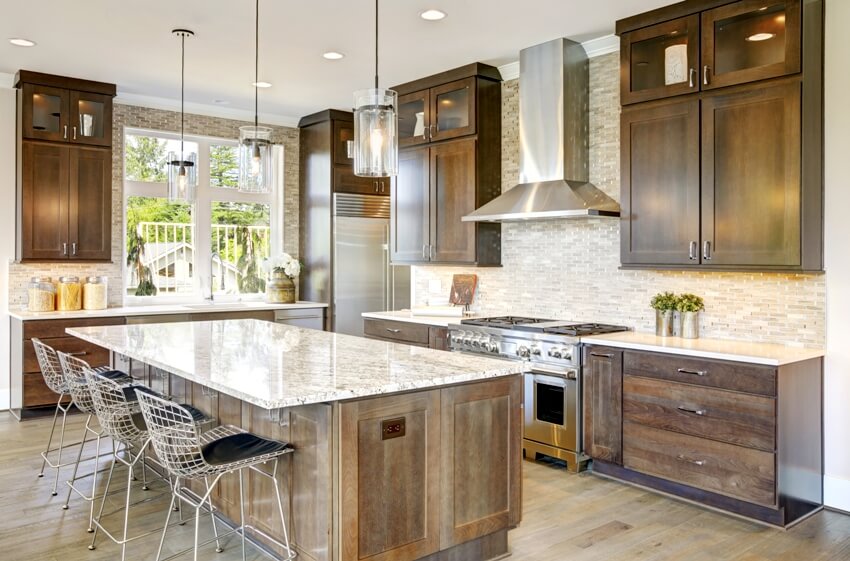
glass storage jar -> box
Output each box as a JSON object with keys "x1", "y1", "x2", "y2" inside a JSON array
[
  {"x1": 83, "y1": 276, "x2": 108, "y2": 310},
  {"x1": 57, "y1": 276, "x2": 83, "y2": 311},
  {"x1": 27, "y1": 277, "x2": 56, "y2": 312}
]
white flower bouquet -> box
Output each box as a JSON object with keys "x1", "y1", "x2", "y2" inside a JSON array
[{"x1": 263, "y1": 253, "x2": 302, "y2": 279}]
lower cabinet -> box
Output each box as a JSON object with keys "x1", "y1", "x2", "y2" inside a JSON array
[
  {"x1": 339, "y1": 376, "x2": 522, "y2": 561},
  {"x1": 363, "y1": 317, "x2": 450, "y2": 351},
  {"x1": 588, "y1": 347, "x2": 823, "y2": 527}
]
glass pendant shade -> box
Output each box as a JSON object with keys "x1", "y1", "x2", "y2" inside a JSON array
[
  {"x1": 353, "y1": 88, "x2": 398, "y2": 177},
  {"x1": 167, "y1": 152, "x2": 197, "y2": 202},
  {"x1": 238, "y1": 125, "x2": 274, "y2": 193}
]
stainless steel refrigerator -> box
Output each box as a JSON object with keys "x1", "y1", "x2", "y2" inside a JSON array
[{"x1": 332, "y1": 193, "x2": 410, "y2": 336}]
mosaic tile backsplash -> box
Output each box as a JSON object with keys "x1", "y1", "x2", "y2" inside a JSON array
[{"x1": 412, "y1": 53, "x2": 825, "y2": 347}]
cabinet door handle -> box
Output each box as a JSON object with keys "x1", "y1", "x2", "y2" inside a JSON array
[
  {"x1": 62, "y1": 242, "x2": 68, "y2": 256},
  {"x1": 374, "y1": 181, "x2": 379, "y2": 193},
  {"x1": 381, "y1": 181, "x2": 386, "y2": 194},
  {"x1": 703, "y1": 240, "x2": 712, "y2": 261},
  {"x1": 590, "y1": 352, "x2": 614, "y2": 359},
  {"x1": 676, "y1": 454, "x2": 706, "y2": 467},
  {"x1": 63, "y1": 125, "x2": 68, "y2": 139},
  {"x1": 385, "y1": 328, "x2": 401, "y2": 333},
  {"x1": 422, "y1": 245, "x2": 428, "y2": 259},
  {"x1": 72, "y1": 126, "x2": 77, "y2": 140},
  {"x1": 68, "y1": 351, "x2": 88, "y2": 357},
  {"x1": 71, "y1": 242, "x2": 77, "y2": 256},
  {"x1": 429, "y1": 124, "x2": 437, "y2": 138},
  {"x1": 677, "y1": 368, "x2": 707, "y2": 377},
  {"x1": 688, "y1": 241, "x2": 697, "y2": 260},
  {"x1": 703, "y1": 65, "x2": 711, "y2": 86},
  {"x1": 430, "y1": 245, "x2": 435, "y2": 259},
  {"x1": 688, "y1": 68, "x2": 697, "y2": 88},
  {"x1": 677, "y1": 406, "x2": 707, "y2": 416},
  {"x1": 423, "y1": 125, "x2": 429, "y2": 141}
]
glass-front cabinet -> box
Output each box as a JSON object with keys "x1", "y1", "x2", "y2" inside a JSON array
[
  {"x1": 21, "y1": 83, "x2": 113, "y2": 147},
  {"x1": 70, "y1": 91, "x2": 112, "y2": 147},
  {"x1": 702, "y1": 0, "x2": 801, "y2": 89},
  {"x1": 621, "y1": 15, "x2": 700, "y2": 104},
  {"x1": 396, "y1": 77, "x2": 477, "y2": 146}
]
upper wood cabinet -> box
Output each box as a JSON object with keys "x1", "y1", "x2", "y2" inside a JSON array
[
  {"x1": 15, "y1": 72, "x2": 115, "y2": 262},
  {"x1": 619, "y1": 0, "x2": 802, "y2": 104},
  {"x1": 390, "y1": 64, "x2": 503, "y2": 267},
  {"x1": 617, "y1": 0, "x2": 823, "y2": 272}
]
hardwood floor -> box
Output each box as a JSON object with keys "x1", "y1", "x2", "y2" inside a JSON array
[{"x1": 1, "y1": 411, "x2": 849, "y2": 561}]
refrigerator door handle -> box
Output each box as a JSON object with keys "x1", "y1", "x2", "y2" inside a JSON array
[{"x1": 384, "y1": 224, "x2": 391, "y2": 310}]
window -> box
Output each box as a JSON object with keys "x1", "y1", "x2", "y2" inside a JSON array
[{"x1": 123, "y1": 129, "x2": 282, "y2": 302}]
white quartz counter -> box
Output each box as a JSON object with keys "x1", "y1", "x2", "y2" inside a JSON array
[
  {"x1": 362, "y1": 310, "x2": 478, "y2": 328},
  {"x1": 67, "y1": 319, "x2": 525, "y2": 409},
  {"x1": 581, "y1": 331, "x2": 825, "y2": 366},
  {"x1": 9, "y1": 301, "x2": 327, "y2": 321}
]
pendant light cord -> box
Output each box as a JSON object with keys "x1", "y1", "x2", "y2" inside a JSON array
[
  {"x1": 180, "y1": 31, "x2": 185, "y2": 161},
  {"x1": 254, "y1": 0, "x2": 259, "y2": 130},
  {"x1": 374, "y1": 0, "x2": 379, "y2": 89}
]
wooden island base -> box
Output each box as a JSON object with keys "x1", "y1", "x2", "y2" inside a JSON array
[{"x1": 135, "y1": 364, "x2": 522, "y2": 561}]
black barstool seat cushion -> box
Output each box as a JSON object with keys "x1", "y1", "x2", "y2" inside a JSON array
[
  {"x1": 130, "y1": 403, "x2": 207, "y2": 431},
  {"x1": 201, "y1": 433, "x2": 293, "y2": 466},
  {"x1": 97, "y1": 369, "x2": 133, "y2": 383},
  {"x1": 123, "y1": 385, "x2": 161, "y2": 402}
]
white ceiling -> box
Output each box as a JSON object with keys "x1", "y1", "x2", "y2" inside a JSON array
[{"x1": 0, "y1": 0, "x2": 670, "y2": 125}]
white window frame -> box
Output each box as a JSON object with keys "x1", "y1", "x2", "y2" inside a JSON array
[{"x1": 123, "y1": 127, "x2": 284, "y2": 305}]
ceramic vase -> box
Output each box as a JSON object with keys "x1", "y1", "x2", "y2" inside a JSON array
[{"x1": 267, "y1": 271, "x2": 295, "y2": 304}]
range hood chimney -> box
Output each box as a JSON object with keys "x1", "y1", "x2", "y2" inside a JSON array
[{"x1": 463, "y1": 38, "x2": 620, "y2": 222}]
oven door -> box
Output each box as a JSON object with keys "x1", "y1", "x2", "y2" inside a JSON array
[{"x1": 523, "y1": 367, "x2": 578, "y2": 453}]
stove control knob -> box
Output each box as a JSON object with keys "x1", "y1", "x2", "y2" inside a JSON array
[
  {"x1": 490, "y1": 343, "x2": 500, "y2": 353},
  {"x1": 548, "y1": 348, "x2": 562, "y2": 359},
  {"x1": 517, "y1": 346, "x2": 531, "y2": 358},
  {"x1": 481, "y1": 340, "x2": 492, "y2": 352},
  {"x1": 562, "y1": 347, "x2": 573, "y2": 360},
  {"x1": 530, "y1": 345, "x2": 542, "y2": 356},
  {"x1": 472, "y1": 336, "x2": 483, "y2": 348},
  {"x1": 462, "y1": 335, "x2": 472, "y2": 346}
]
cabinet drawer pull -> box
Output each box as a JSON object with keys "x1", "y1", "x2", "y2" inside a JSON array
[
  {"x1": 677, "y1": 368, "x2": 707, "y2": 377},
  {"x1": 676, "y1": 454, "x2": 706, "y2": 467},
  {"x1": 688, "y1": 68, "x2": 697, "y2": 88},
  {"x1": 677, "y1": 406, "x2": 707, "y2": 416},
  {"x1": 590, "y1": 352, "x2": 614, "y2": 359},
  {"x1": 385, "y1": 328, "x2": 401, "y2": 333},
  {"x1": 68, "y1": 351, "x2": 88, "y2": 357}
]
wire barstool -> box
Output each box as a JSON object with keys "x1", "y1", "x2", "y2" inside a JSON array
[{"x1": 135, "y1": 390, "x2": 296, "y2": 561}]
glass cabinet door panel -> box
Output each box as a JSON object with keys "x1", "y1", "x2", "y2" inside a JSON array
[
  {"x1": 621, "y1": 15, "x2": 699, "y2": 105},
  {"x1": 430, "y1": 77, "x2": 476, "y2": 141},
  {"x1": 398, "y1": 91, "x2": 429, "y2": 147},
  {"x1": 702, "y1": 0, "x2": 800, "y2": 89},
  {"x1": 22, "y1": 84, "x2": 69, "y2": 142},
  {"x1": 70, "y1": 91, "x2": 112, "y2": 147}
]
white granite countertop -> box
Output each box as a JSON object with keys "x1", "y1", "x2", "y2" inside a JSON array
[
  {"x1": 362, "y1": 310, "x2": 480, "y2": 328},
  {"x1": 67, "y1": 319, "x2": 525, "y2": 409},
  {"x1": 8, "y1": 301, "x2": 328, "y2": 321},
  {"x1": 581, "y1": 331, "x2": 825, "y2": 366}
]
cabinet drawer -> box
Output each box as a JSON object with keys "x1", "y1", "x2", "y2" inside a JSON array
[
  {"x1": 333, "y1": 166, "x2": 389, "y2": 196},
  {"x1": 623, "y1": 375, "x2": 775, "y2": 451},
  {"x1": 624, "y1": 422, "x2": 776, "y2": 507},
  {"x1": 623, "y1": 351, "x2": 776, "y2": 396},
  {"x1": 364, "y1": 319, "x2": 430, "y2": 345},
  {"x1": 23, "y1": 372, "x2": 72, "y2": 408},
  {"x1": 24, "y1": 316, "x2": 125, "y2": 340},
  {"x1": 24, "y1": 336, "x2": 111, "y2": 373}
]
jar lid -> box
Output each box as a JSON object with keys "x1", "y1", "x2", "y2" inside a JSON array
[
  {"x1": 30, "y1": 276, "x2": 52, "y2": 283},
  {"x1": 59, "y1": 276, "x2": 80, "y2": 283},
  {"x1": 86, "y1": 276, "x2": 108, "y2": 283}
]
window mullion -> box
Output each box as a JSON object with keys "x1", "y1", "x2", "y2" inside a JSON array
[{"x1": 194, "y1": 140, "x2": 213, "y2": 298}]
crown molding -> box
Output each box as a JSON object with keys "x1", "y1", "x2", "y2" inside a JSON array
[
  {"x1": 0, "y1": 73, "x2": 15, "y2": 89},
  {"x1": 114, "y1": 92, "x2": 300, "y2": 128},
  {"x1": 497, "y1": 34, "x2": 620, "y2": 81}
]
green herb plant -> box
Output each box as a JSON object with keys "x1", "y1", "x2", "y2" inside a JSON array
[
  {"x1": 676, "y1": 293, "x2": 705, "y2": 313},
  {"x1": 650, "y1": 291, "x2": 678, "y2": 312}
]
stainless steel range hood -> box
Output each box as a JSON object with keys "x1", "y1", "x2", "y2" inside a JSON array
[{"x1": 463, "y1": 38, "x2": 620, "y2": 222}]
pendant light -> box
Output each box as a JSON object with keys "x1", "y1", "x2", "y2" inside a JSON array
[
  {"x1": 238, "y1": 0, "x2": 273, "y2": 193},
  {"x1": 353, "y1": 0, "x2": 398, "y2": 177},
  {"x1": 167, "y1": 29, "x2": 198, "y2": 202}
]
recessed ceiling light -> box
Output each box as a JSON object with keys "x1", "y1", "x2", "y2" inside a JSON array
[
  {"x1": 9, "y1": 38, "x2": 36, "y2": 47},
  {"x1": 323, "y1": 51, "x2": 345, "y2": 60},
  {"x1": 746, "y1": 32, "x2": 776, "y2": 42},
  {"x1": 252, "y1": 81, "x2": 272, "y2": 88},
  {"x1": 419, "y1": 9, "x2": 447, "y2": 21}
]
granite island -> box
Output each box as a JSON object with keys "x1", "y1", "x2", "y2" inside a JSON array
[{"x1": 67, "y1": 319, "x2": 526, "y2": 561}]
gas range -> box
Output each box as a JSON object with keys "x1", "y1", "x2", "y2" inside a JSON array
[{"x1": 448, "y1": 316, "x2": 629, "y2": 472}]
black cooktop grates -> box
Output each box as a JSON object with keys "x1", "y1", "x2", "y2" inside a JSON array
[{"x1": 461, "y1": 317, "x2": 629, "y2": 337}]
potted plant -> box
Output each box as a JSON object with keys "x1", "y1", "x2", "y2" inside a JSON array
[
  {"x1": 262, "y1": 253, "x2": 301, "y2": 304},
  {"x1": 650, "y1": 291, "x2": 677, "y2": 337},
  {"x1": 676, "y1": 293, "x2": 705, "y2": 339}
]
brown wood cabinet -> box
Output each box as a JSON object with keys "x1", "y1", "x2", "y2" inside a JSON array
[
  {"x1": 390, "y1": 64, "x2": 502, "y2": 267},
  {"x1": 15, "y1": 71, "x2": 115, "y2": 262},
  {"x1": 583, "y1": 346, "x2": 624, "y2": 465},
  {"x1": 591, "y1": 346, "x2": 823, "y2": 527},
  {"x1": 363, "y1": 317, "x2": 450, "y2": 351},
  {"x1": 617, "y1": 0, "x2": 823, "y2": 272}
]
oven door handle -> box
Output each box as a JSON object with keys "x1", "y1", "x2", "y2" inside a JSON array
[{"x1": 531, "y1": 366, "x2": 577, "y2": 380}]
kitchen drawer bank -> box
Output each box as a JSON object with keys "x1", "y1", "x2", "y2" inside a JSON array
[
  {"x1": 582, "y1": 333, "x2": 823, "y2": 527},
  {"x1": 8, "y1": 302, "x2": 327, "y2": 420},
  {"x1": 362, "y1": 312, "x2": 461, "y2": 351}
]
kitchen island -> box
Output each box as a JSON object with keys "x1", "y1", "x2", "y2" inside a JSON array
[{"x1": 67, "y1": 319, "x2": 525, "y2": 561}]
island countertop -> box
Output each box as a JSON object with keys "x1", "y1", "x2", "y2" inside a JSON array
[{"x1": 66, "y1": 319, "x2": 526, "y2": 409}]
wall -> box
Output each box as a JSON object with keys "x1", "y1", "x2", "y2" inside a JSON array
[
  {"x1": 0, "y1": 82, "x2": 15, "y2": 409},
  {"x1": 5, "y1": 104, "x2": 300, "y2": 310},
  {"x1": 413, "y1": 53, "x2": 826, "y2": 348},
  {"x1": 823, "y1": 0, "x2": 850, "y2": 513}
]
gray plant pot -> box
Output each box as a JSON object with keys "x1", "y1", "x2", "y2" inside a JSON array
[
  {"x1": 679, "y1": 311, "x2": 700, "y2": 339},
  {"x1": 655, "y1": 309, "x2": 674, "y2": 337}
]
